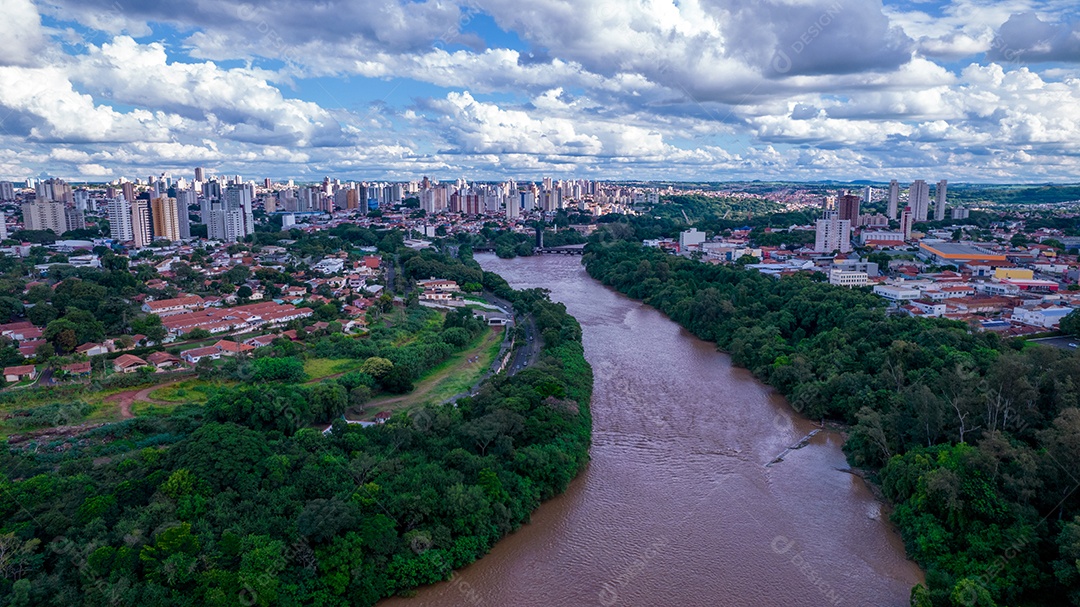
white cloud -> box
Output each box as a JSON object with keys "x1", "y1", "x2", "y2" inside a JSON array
[{"x1": 0, "y1": 0, "x2": 47, "y2": 66}]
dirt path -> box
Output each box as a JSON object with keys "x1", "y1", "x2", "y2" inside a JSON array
[{"x1": 105, "y1": 381, "x2": 181, "y2": 419}]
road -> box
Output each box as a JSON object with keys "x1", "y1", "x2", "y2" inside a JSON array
[
  {"x1": 481, "y1": 292, "x2": 541, "y2": 375},
  {"x1": 1029, "y1": 336, "x2": 1079, "y2": 350}
]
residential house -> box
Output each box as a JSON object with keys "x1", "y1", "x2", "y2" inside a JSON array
[
  {"x1": 146, "y1": 351, "x2": 182, "y2": 370},
  {"x1": 113, "y1": 354, "x2": 148, "y2": 374},
  {"x1": 214, "y1": 340, "x2": 254, "y2": 357},
  {"x1": 142, "y1": 295, "x2": 205, "y2": 317},
  {"x1": 61, "y1": 361, "x2": 91, "y2": 376},
  {"x1": 76, "y1": 342, "x2": 110, "y2": 357},
  {"x1": 181, "y1": 345, "x2": 222, "y2": 364},
  {"x1": 243, "y1": 334, "x2": 278, "y2": 348},
  {"x1": 3, "y1": 365, "x2": 36, "y2": 382}
]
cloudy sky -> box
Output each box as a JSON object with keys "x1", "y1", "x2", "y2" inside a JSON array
[{"x1": 2, "y1": 0, "x2": 1080, "y2": 183}]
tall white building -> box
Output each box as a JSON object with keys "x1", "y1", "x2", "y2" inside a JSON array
[
  {"x1": 207, "y1": 204, "x2": 246, "y2": 242},
  {"x1": 887, "y1": 180, "x2": 899, "y2": 220},
  {"x1": 934, "y1": 179, "x2": 948, "y2": 222},
  {"x1": 0, "y1": 182, "x2": 14, "y2": 202},
  {"x1": 108, "y1": 197, "x2": 133, "y2": 242},
  {"x1": 910, "y1": 180, "x2": 930, "y2": 222},
  {"x1": 815, "y1": 211, "x2": 851, "y2": 253},
  {"x1": 225, "y1": 184, "x2": 255, "y2": 237},
  {"x1": 131, "y1": 199, "x2": 152, "y2": 248},
  {"x1": 0, "y1": 212, "x2": 7, "y2": 241}
]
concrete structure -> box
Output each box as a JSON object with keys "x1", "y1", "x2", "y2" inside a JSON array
[
  {"x1": 828, "y1": 269, "x2": 869, "y2": 288},
  {"x1": 131, "y1": 199, "x2": 152, "y2": 248},
  {"x1": 814, "y1": 211, "x2": 851, "y2": 253},
  {"x1": 919, "y1": 241, "x2": 1007, "y2": 265},
  {"x1": 108, "y1": 197, "x2": 133, "y2": 242},
  {"x1": 1010, "y1": 305, "x2": 1073, "y2": 328},
  {"x1": 873, "y1": 284, "x2": 922, "y2": 301},
  {"x1": 838, "y1": 194, "x2": 861, "y2": 223},
  {"x1": 887, "y1": 180, "x2": 899, "y2": 220},
  {"x1": 21, "y1": 201, "x2": 66, "y2": 234},
  {"x1": 910, "y1": 180, "x2": 930, "y2": 222},
  {"x1": 679, "y1": 228, "x2": 706, "y2": 250},
  {"x1": 861, "y1": 231, "x2": 906, "y2": 246},
  {"x1": 994, "y1": 268, "x2": 1034, "y2": 280},
  {"x1": 934, "y1": 179, "x2": 948, "y2": 221},
  {"x1": 152, "y1": 196, "x2": 181, "y2": 241}
]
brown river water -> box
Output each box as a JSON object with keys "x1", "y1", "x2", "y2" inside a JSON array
[{"x1": 382, "y1": 254, "x2": 922, "y2": 607}]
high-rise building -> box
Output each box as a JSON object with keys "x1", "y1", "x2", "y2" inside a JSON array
[
  {"x1": 838, "y1": 193, "x2": 861, "y2": 223},
  {"x1": 900, "y1": 206, "x2": 914, "y2": 240},
  {"x1": 65, "y1": 208, "x2": 85, "y2": 232},
  {"x1": 108, "y1": 197, "x2": 133, "y2": 242},
  {"x1": 815, "y1": 211, "x2": 851, "y2": 253},
  {"x1": 152, "y1": 197, "x2": 181, "y2": 241},
  {"x1": 176, "y1": 189, "x2": 196, "y2": 239},
  {"x1": 21, "y1": 201, "x2": 66, "y2": 234},
  {"x1": 952, "y1": 207, "x2": 969, "y2": 220},
  {"x1": 0, "y1": 212, "x2": 7, "y2": 241},
  {"x1": 0, "y1": 182, "x2": 15, "y2": 202},
  {"x1": 887, "y1": 180, "x2": 899, "y2": 220},
  {"x1": 910, "y1": 180, "x2": 930, "y2": 222},
  {"x1": 225, "y1": 184, "x2": 255, "y2": 236},
  {"x1": 35, "y1": 178, "x2": 72, "y2": 204},
  {"x1": 206, "y1": 204, "x2": 246, "y2": 242},
  {"x1": 73, "y1": 189, "x2": 90, "y2": 212},
  {"x1": 934, "y1": 179, "x2": 948, "y2": 222},
  {"x1": 131, "y1": 199, "x2": 152, "y2": 248},
  {"x1": 194, "y1": 167, "x2": 205, "y2": 182},
  {"x1": 121, "y1": 182, "x2": 135, "y2": 205},
  {"x1": 863, "y1": 186, "x2": 874, "y2": 204}
]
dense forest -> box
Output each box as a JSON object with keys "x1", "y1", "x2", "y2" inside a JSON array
[
  {"x1": 652, "y1": 194, "x2": 780, "y2": 222},
  {"x1": 0, "y1": 259, "x2": 593, "y2": 605},
  {"x1": 946, "y1": 185, "x2": 1080, "y2": 206},
  {"x1": 585, "y1": 240, "x2": 1080, "y2": 607}
]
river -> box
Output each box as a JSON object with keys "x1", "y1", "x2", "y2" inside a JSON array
[{"x1": 382, "y1": 254, "x2": 922, "y2": 607}]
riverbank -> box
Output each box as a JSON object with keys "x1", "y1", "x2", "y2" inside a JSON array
[{"x1": 381, "y1": 253, "x2": 920, "y2": 607}]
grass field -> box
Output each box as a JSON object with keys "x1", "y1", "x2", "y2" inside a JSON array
[
  {"x1": 303, "y1": 358, "x2": 367, "y2": 381},
  {"x1": 147, "y1": 379, "x2": 229, "y2": 404},
  {"x1": 361, "y1": 327, "x2": 504, "y2": 418}
]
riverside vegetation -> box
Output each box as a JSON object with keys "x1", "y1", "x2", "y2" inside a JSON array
[
  {"x1": 586, "y1": 238, "x2": 1080, "y2": 607},
  {"x1": 0, "y1": 252, "x2": 592, "y2": 606}
]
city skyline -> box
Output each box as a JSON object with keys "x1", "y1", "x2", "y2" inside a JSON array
[{"x1": 2, "y1": 0, "x2": 1080, "y2": 182}]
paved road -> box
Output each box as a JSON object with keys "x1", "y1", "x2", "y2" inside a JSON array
[
  {"x1": 1029, "y1": 336, "x2": 1079, "y2": 350},
  {"x1": 482, "y1": 292, "x2": 541, "y2": 375}
]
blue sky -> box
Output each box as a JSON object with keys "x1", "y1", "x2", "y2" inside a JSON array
[{"x1": 2, "y1": 0, "x2": 1080, "y2": 183}]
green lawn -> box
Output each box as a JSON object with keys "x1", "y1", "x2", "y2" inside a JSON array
[
  {"x1": 362, "y1": 328, "x2": 505, "y2": 417},
  {"x1": 147, "y1": 379, "x2": 228, "y2": 404},
  {"x1": 303, "y1": 358, "x2": 367, "y2": 381}
]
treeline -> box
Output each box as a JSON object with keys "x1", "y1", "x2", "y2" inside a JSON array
[
  {"x1": 0, "y1": 262, "x2": 592, "y2": 605},
  {"x1": 654, "y1": 194, "x2": 780, "y2": 222},
  {"x1": 585, "y1": 241, "x2": 1080, "y2": 607}
]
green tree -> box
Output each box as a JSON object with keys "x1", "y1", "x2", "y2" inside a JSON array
[{"x1": 1061, "y1": 309, "x2": 1080, "y2": 337}]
